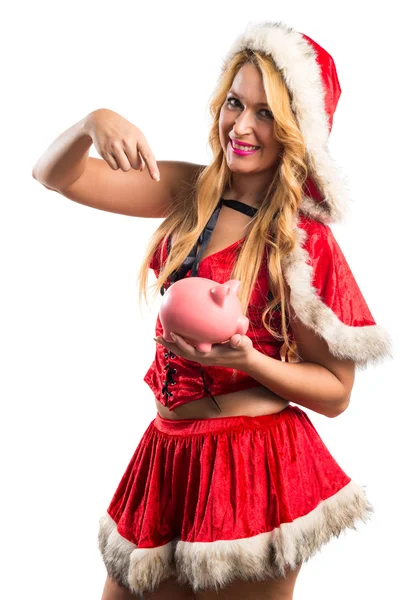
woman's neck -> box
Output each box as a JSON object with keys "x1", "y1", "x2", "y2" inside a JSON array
[{"x1": 223, "y1": 174, "x2": 274, "y2": 207}]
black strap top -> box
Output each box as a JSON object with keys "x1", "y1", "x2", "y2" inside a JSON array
[
  {"x1": 160, "y1": 197, "x2": 277, "y2": 306},
  {"x1": 162, "y1": 198, "x2": 258, "y2": 289}
]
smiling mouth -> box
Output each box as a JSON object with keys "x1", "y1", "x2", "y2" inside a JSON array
[
  {"x1": 230, "y1": 139, "x2": 260, "y2": 151},
  {"x1": 229, "y1": 140, "x2": 261, "y2": 156}
]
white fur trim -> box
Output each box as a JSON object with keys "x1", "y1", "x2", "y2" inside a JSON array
[
  {"x1": 98, "y1": 513, "x2": 177, "y2": 596},
  {"x1": 222, "y1": 20, "x2": 350, "y2": 224},
  {"x1": 282, "y1": 221, "x2": 393, "y2": 369},
  {"x1": 98, "y1": 480, "x2": 373, "y2": 594}
]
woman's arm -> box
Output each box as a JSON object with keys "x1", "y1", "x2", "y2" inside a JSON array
[{"x1": 244, "y1": 315, "x2": 355, "y2": 418}]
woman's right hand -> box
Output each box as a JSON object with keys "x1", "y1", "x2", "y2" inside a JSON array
[{"x1": 84, "y1": 108, "x2": 160, "y2": 181}]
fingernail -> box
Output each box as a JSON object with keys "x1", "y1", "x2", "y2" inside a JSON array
[
  {"x1": 153, "y1": 172, "x2": 160, "y2": 182},
  {"x1": 170, "y1": 333, "x2": 177, "y2": 341}
]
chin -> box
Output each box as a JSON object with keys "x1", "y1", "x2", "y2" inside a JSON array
[
  {"x1": 226, "y1": 163, "x2": 255, "y2": 173},
  {"x1": 227, "y1": 158, "x2": 261, "y2": 169}
]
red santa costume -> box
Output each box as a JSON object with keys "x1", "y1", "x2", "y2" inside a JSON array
[{"x1": 97, "y1": 20, "x2": 393, "y2": 597}]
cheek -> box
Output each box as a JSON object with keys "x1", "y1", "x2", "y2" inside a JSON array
[
  {"x1": 219, "y1": 110, "x2": 233, "y2": 132},
  {"x1": 219, "y1": 114, "x2": 230, "y2": 149},
  {"x1": 264, "y1": 133, "x2": 283, "y2": 157}
]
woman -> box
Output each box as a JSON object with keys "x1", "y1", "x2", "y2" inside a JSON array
[{"x1": 32, "y1": 20, "x2": 392, "y2": 600}]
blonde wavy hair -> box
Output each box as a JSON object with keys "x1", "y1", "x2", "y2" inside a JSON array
[{"x1": 137, "y1": 48, "x2": 309, "y2": 368}]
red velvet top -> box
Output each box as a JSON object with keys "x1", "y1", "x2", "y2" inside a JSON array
[
  {"x1": 143, "y1": 213, "x2": 384, "y2": 409},
  {"x1": 144, "y1": 231, "x2": 298, "y2": 411}
]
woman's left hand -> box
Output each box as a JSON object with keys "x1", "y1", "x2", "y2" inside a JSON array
[{"x1": 153, "y1": 332, "x2": 255, "y2": 370}]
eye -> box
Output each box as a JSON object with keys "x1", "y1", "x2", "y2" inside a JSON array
[
  {"x1": 226, "y1": 97, "x2": 241, "y2": 109},
  {"x1": 226, "y1": 97, "x2": 273, "y2": 119},
  {"x1": 260, "y1": 109, "x2": 274, "y2": 119}
]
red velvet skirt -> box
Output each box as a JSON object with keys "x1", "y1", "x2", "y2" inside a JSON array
[{"x1": 98, "y1": 405, "x2": 373, "y2": 596}]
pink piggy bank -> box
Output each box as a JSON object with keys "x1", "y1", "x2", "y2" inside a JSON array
[{"x1": 159, "y1": 278, "x2": 249, "y2": 352}]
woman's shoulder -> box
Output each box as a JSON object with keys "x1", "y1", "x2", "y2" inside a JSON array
[
  {"x1": 294, "y1": 213, "x2": 334, "y2": 252},
  {"x1": 177, "y1": 161, "x2": 206, "y2": 181},
  {"x1": 174, "y1": 161, "x2": 206, "y2": 198},
  {"x1": 296, "y1": 212, "x2": 329, "y2": 234}
]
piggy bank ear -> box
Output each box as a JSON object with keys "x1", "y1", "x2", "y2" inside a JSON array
[
  {"x1": 282, "y1": 216, "x2": 392, "y2": 370},
  {"x1": 210, "y1": 283, "x2": 230, "y2": 307},
  {"x1": 224, "y1": 280, "x2": 241, "y2": 294},
  {"x1": 210, "y1": 280, "x2": 241, "y2": 307}
]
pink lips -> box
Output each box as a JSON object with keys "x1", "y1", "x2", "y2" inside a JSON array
[
  {"x1": 229, "y1": 140, "x2": 260, "y2": 156},
  {"x1": 230, "y1": 137, "x2": 259, "y2": 147}
]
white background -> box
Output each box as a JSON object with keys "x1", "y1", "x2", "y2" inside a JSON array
[{"x1": 2, "y1": 1, "x2": 416, "y2": 598}]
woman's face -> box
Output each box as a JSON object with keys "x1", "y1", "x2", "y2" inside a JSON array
[{"x1": 219, "y1": 63, "x2": 283, "y2": 175}]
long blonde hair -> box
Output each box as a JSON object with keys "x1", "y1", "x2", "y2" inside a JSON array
[{"x1": 137, "y1": 49, "x2": 309, "y2": 366}]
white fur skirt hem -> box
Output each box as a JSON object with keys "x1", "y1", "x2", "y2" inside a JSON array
[{"x1": 98, "y1": 479, "x2": 373, "y2": 596}]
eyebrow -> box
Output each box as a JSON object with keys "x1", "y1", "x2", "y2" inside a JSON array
[{"x1": 228, "y1": 90, "x2": 270, "y2": 107}]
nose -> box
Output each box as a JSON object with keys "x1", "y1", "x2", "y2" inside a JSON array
[{"x1": 232, "y1": 109, "x2": 256, "y2": 136}]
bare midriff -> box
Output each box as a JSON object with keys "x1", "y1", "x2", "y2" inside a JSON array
[{"x1": 155, "y1": 386, "x2": 290, "y2": 420}]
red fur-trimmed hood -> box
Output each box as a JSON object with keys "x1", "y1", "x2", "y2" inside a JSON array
[{"x1": 221, "y1": 21, "x2": 348, "y2": 225}]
